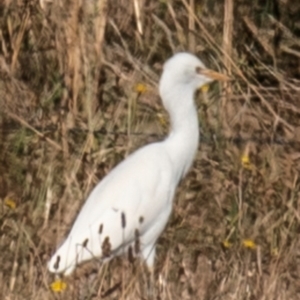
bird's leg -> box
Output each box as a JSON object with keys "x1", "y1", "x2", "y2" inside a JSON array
[
  {"x1": 148, "y1": 266, "x2": 155, "y2": 299},
  {"x1": 141, "y1": 244, "x2": 156, "y2": 299}
]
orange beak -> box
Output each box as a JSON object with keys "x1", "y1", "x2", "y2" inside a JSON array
[{"x1": 197, "y1": 68, "x2": 230, "y2": 81}]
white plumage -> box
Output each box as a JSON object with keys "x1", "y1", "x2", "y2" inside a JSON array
[{"x1": 48, "y1": 52, "x2": 228, "y2": 275}]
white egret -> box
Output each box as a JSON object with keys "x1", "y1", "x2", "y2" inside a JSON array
[{"x1": 48, "y1": 52, "x2": 228, "y2": 275}]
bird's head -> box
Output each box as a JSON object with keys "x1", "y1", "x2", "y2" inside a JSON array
[{"x1": 159, "y1": 52, "x2": 229, "y2": 109}]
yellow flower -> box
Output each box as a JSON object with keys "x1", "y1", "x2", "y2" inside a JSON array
[
  {"x1": 241, "y1": 155, "x2": 253, "y2": 170},
  {"x1": 4, "y1": 198, "x2": 17, "y2": 209},
  {"x1": 134, "y1": 83, "x2": 147, "y2": 94},
  {"x1": 50, "y1": 279, "x2": 67, "y2": 292},
  {"x1": 242, "y1": 239, "x2": 256, "y2": 249},
  {"x1": 200, "y1": 84, "x2": 209, "y2": 93},
  {"x1": 222, "y1": 240, "x2": 233, "y2": 249}
]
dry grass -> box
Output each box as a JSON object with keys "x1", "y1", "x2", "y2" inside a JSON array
[{"x1": 0, "y1": 0, "x2": 300, "y2": 299}]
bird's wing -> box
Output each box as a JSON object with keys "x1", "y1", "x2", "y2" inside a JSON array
[
  {"x1": 48, "y1": 142, "x2": 176, "y2": 274},
  {"x1": 72, "y1": 142, "x2": 174, "y2": 231}
]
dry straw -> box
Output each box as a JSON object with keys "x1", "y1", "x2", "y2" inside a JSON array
[{"x1": 0, "y1": 0, "x2": 299, "y2": 299}]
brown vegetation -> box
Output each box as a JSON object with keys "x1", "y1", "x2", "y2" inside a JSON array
[{"x1": 0, "y1": 0, "x2": 300, "y2": 299}]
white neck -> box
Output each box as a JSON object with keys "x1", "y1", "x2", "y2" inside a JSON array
[{"x1": 162, "y1": 86, "x2": 199, "y2": 183}]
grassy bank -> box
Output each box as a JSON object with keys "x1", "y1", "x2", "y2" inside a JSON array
[{"x1": 0, "y1": 0, "x2": 300, "y2": 299}]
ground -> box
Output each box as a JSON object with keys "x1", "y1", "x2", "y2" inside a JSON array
[{"x1": 0, "y1": 0, "x2": 300, "y2": 299}]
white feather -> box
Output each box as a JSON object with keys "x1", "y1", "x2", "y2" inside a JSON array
[{"x1": 47, "y1": 52, "x2": 225, "y2": 275}]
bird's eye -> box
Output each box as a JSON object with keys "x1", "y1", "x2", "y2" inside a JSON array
[{"x1": 195, "y1": 66, "x2": 203, "y2": 74}]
